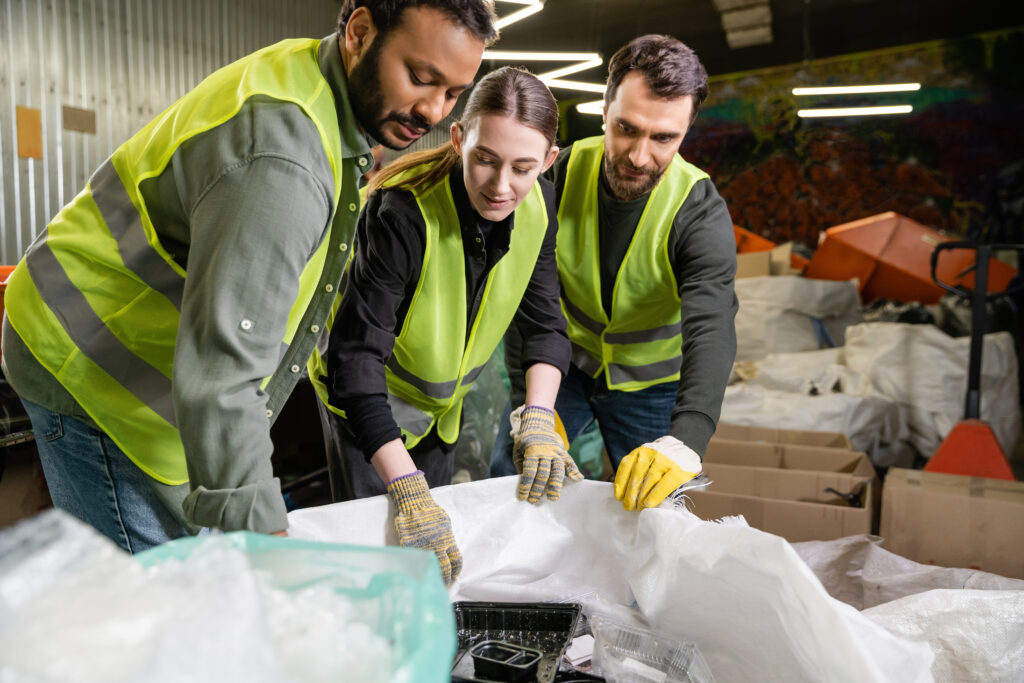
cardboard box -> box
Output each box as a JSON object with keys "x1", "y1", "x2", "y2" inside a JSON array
[
  {"x1": 735, "y1": 243, "x2": 801, "y2": 279},
  {"x1": 880, "y1": 468, "x2": 1024, "y2": 579},
  {"x1": 714, "y1": 423, "x2": 853, "y2": 450},
  {"x1": 686, "y1": 439, "x2": 877, "y2": 543}
]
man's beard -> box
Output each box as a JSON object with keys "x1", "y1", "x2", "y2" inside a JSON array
[
  {"x1": 602, "y1": 153, "x2": 666, "y2": 201},
  {"x1": 348, "y1": 37, "x2": 433, "y2": 150}
]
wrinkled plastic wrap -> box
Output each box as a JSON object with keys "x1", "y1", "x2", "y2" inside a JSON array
[
  {"x1": 289, "y1": 478, "x2": 935, "y2": 683},
  {"x1": 734, "y1": 276, "x2": 863, "y2": 361},
  {"x1": 0, "y1": 510, "x2": 454, "y2": 683}
]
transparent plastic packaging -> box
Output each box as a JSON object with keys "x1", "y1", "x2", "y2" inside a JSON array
[{"x1": 590, "y1": 616, "x2": 714, "y2": 683}]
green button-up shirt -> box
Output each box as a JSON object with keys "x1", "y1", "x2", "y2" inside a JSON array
[{"x1": 2, "y1": 33, "x2": 374, "y2": 534}]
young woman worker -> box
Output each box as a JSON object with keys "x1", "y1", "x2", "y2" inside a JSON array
[{"x1": 317, "y1": 67, "x2": 582, "y2": 583}]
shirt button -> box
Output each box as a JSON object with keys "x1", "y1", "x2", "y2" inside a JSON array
[
  {"x1": 290, "y1": 364, "x2": 301, "y2": 373},
  {"x1": 325, "y1": 283, "x2": 334, "y2": 293},
  {"x1": 358, "y1": 157, "x2": 368, "y2": 167},
  {"x1": 339, "y1": 243, "x2": 348, "y2": 252},
  {"x1": 310, "y1": 324, "x2": 321, "y2": 334},
  {"x1": 240, "y1": 319, "x2": 253, "y2": 331},
  {"x1": 348, "y1": 202, "x2": 357, "y2": 212},
  {"x1": 265, "y1": 409, "x2": 273, "y2": 418}
]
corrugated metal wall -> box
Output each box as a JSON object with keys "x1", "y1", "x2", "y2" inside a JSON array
[{"x1": 0, "y1": 0, "x2": 340, "y2": 264}]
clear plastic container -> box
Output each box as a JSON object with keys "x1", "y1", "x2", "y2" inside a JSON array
[{"x1": 590, "y1": 616, "x2": 714, "y2": 683}]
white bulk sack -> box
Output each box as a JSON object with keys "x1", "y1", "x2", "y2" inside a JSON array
[
  {"x1": 843, "y1": 323, "x2": 1021, "y2": 456},
  {"x1": 289, "y1": 478, "x2": 933, "y2": 683},
  {"x1": 734, "y1": 276, "x2": 863, "y2": 361},
  {"x1": 864, "y1": 590, "x2": 1024, "y2": 683},
  {"x1": 719, "y1": 381, "x2": 910, "y2": 459}
]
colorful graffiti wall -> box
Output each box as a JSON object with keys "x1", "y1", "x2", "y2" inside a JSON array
[{"x1": 680, "y1": 28, "x2": 1024, "y2": 251}]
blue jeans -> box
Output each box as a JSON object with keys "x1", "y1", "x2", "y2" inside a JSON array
[
  {"x1": 489, "y1": 365, "x2": 678, "y2": 477},
  {"x1": 23, "y1": 399, "x2": 190, "y2": 553}
]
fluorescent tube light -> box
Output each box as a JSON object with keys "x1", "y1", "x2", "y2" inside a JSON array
[
  {"x1": 576, "y1": 100, "x2": 604, "y2": 115},
  {"x1": 793, "y1": 83, "x2": 921, "y2": 95},
  {"x1": 797, "y1": 105, "x2": 913, "y2": 118},
  {"x1": 494, "y1": 2, "x2": 543, "y2": 30}
]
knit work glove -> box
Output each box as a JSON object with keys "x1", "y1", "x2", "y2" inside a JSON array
[
  {"x1": 513, "y1": 406, "x2": 584, "y2": 503},
  {"x1": 387, "y1": 471, "x2": 462, "y2": 585},
  {"x1": 614, "y1": 436, "x2": 702, "y2": 511}
]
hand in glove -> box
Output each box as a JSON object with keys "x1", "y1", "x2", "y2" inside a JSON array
[
  {"x1": 513, "y1": 405, "x2": 584, "y2": 503},
  {"x1": 614, "y1": 436, "x2": 702, "y2": 511},
  {"x1": 387, "y1": 471, "x2": 462, "y2": 585}
]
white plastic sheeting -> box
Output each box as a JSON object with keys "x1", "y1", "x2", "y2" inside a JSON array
[
  {"x1": 734, "y1": 276, "x2": 863, "y2": 361},
  {"x1": 722, "y1": 323, "x2": 1022, "y2": 465},
  {"x1": 792, "y1": 534, "x2": 1024, "y2": 611},
  {"x1": 843, "y1": 323, "x2": 1021, "y2": 457},
  {"x1": 289, "y1": 478, "x2": 934, "y2": 683}
]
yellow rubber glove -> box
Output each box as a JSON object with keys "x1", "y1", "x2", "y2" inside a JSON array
[
  {"x1": 614, "y1": 436, "x2": 702, "y2": 511},
  {"x1": 387, "y1": 471, "x2": 462, "y2": 585},
  {"x1": 513, "y1": 406, "x2": 584, "y2": 503}
]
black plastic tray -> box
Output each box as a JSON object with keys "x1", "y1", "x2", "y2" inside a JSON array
[{"x1": 451, "y1": 601, "x2": 582, "y2": 683}]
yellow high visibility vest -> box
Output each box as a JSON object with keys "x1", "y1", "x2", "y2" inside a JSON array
[
  {"x1": 309, "y1": 166, "x2": 548, "y2": 448},
  {"x1": 5, "y1": 39, "x2": 350, "y2": 484},
  {"x1": 556, "y1": 135, "x2": 708, "y2": 391}
]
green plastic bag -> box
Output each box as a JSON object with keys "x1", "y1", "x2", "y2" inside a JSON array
[{"x1": 136, "y1": 532, "x2": 455, "y2": 683}]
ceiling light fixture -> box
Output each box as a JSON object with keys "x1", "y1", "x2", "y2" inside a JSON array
[
  {"x1": 493, "y1": 0, "x2": 544, "y2": 30},
  {"x1": 482, "y1": 51, "x2": 606, "y2": 95},
  {"x1": 797, "y1": 105, "x2": 914, "y2": 118},
  {"x1": 793, "y1": 83, "x2": 921, "y2": 96},
  {"x1": 576, "y1": 100, "x2": 604, "y2": 115}
]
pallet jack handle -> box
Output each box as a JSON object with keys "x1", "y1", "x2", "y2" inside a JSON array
[{"x1": 931, "y1": 242, "x2": 1024, "y2": 420}]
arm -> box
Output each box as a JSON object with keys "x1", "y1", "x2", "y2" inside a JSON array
[
  {"x1": 325, "y1": 189, "x2": 424, "y2": 481},
  {"x1": 512, "y1": 178, "x2": 571, "y2": 408},
  {"x1": 613, "y1": 178, "x2": 735, "y2": 512},
  {"x1": 175, "y1": 154, "x2": 331, "y2": 534},
  {"x1": 669, "y1": 178, "x2": 738, "y2": 457}
]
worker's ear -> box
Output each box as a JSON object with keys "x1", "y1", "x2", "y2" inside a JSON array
[
  {"x1": 450, "y1": 121, "x2": 464, "y2": 156},
  {"x1": 541, "y1": 145, "x2": 559, "y2": 173},
  {"x1": 344, "y1": 6, "x2": 377, "y2": 61}
]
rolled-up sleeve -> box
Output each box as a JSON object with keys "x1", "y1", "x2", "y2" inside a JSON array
[
  {"x1": 668, "y1": 178, "x2": 738, "y2": 457},
  {"x1": 175, "y1": 154, "x2": 331, "y2": 533}
]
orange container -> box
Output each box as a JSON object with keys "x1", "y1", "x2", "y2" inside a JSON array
[{"x1": 804, "y1": 212, "x2": 1017, "y2": 304}]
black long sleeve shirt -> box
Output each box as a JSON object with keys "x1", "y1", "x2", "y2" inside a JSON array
[
  {"x1": 325, "y1": 166, "x2": 569, "y2": 457},
  {"x1": 507, "y1": 144, "x2": 738, "y2": 456}
]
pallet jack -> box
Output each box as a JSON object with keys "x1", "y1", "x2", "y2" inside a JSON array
[{"x1": 924, "y1": 242, "x2": 1022, "y2": 480}]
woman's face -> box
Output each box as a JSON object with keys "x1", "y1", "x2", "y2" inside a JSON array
[{"x1": 451, "y1": 113, "x2": 558, "y2": 222}]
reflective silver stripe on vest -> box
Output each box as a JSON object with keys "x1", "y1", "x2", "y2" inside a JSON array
[
  {"x1": 387, "y1": 393, "x2": 434, "y2": 435},
  {"x1": 387, "y1": 356, "x2": 457, "y2": 399},
  {"x1": 571, "y1": 343, "x2": 601, "y2": 376},
  {"x1": 560, "y1": 285, "x2": 604, "y2": 336},
  {"x1": 607, "y1": 354, "x2": 682, "y2": 385},
  {"x1": 25, "y1": 240, "x2": 178, "y2": 427},
  {"x1": 90, "y1": 159, "x2": 185, "y2": 311},
  {"x1": 385, "y1": 357, "x2": 489, "y2": 400},
  {"x1": 604, "y1": 321, "x2": 682, "y2": 345}
]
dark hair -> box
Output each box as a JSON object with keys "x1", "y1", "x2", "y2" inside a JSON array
[
  {"x1": 337, "y1": 0, "x2": 498, "y2": 46},
  {"x1": 368, "y1": 67, "x2": 558, "y2": 196},
  {"x1": 604, "y1": 35, "x2": 709, "y2": 123}
]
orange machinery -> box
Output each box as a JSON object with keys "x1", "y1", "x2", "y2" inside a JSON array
[{"x1": 804, "y1": 212, "x2": 1017, "y2": 304}]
